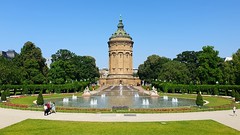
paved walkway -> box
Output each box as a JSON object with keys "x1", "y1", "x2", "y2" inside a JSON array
[{"x1": 0, "y1": 108, "x2": 239, "y2": 131}]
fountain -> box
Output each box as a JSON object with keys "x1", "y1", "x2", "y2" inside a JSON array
[
  {"x1": 163, "y1": 96, "x2": 168, "y2": 100},
  {"x1": 82, "y1": 86, "x2": 91, "y2": 97},
  {"x1": 90, "y1": 99, "x2": 98, "y2": 105},
  {"x1": 101, "y1": 94, "x2": 105, "y2": 98},
  {"x1": 150, "y1": 86, "x2": 159, "y2": 97},
  {"x1": 72, "y1": 95, "x2": 77, "y2": 100},
  {"x1": 134, "y1": 93, "x2": 139, "y2": 98},
  {"x1": 63, "y1": 98, "x2": 69, "y2": 102},
  {"x1": 49, "y1": 85, "x2": 196, "y2": 109},
  {"x1": 119, "y1": 84, "x2": 123, "y2": 96},
  {"x1": 142, "y1": 99, "x2": 149, "y2": 105},
  {"x1": 172, "y1": 98, "x2": 178, "y2": 103}
]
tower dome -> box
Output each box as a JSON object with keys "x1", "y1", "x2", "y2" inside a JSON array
[{"x1": 109, "y1": 16, "x2": 132, "y2": 40}]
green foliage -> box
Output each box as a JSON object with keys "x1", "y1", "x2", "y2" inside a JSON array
[
  {"x1": 1, "y1": 91, "x2": 7, "y2": 101},
  {"x1": 5, "y1": 89, "x2": 11, "y2": 97},
  {"x1": 0, "y1": 56, "x2": 24, "y2": 84},
  {"x1": 196, "y1": 46, "x2": 223, "y2": 84},
  {"x1": 158, "y1": 61, "x2": 190, "y2": 84},
  {"x1": 232, "y1": 49, "x2": 240, "y2": 84},
  {"x1": 231, "y1": 90, "x2": 236, "y2": 97},
  {"x1": 235, "y1": 91, "x2": 240, "y2": 102},
  {"x1": 138, "y1": 46, "x2": 240, "y2": 85},
  {"x1": 14, "y1": 41, "x2": 48, "y2": 84},
  {"x1": 220, "y1": 61, "x2": 236, "y2": 85},
  {"x1": 36, "y1": 91, "x2": 44, "y2": 105},
  {"x1": 138, "y1": 55, "x2": 170, "y2": 82},
  {"x1": 174, "y1": 51, "x2": 199, "y2": 82},
  {"x1": 213, "y1": 88, "x2": 219, "y2": 95},
  {"x1": 196, "y1": 92, "x2": 204, "y2": 106},
  {"x1": 48, "y1": 49, "x2": 99, "y2": 84}
]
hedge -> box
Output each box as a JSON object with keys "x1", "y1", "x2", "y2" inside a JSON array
[
  {"x1": 0, "y1": 82, "x2": 89, "y2": 96},
  {"x1": 152, "y1": 82, "x2": 240, "y2": 97}
]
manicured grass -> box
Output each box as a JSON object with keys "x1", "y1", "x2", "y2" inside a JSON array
[
  {"x1": 0, "y1": 119, "x2": 238, "y2": 135},
  {"x1": 163, "y1": 93, "x2": 233, "y2": 107},
  {"x1": 2, "y1": 92, "x2": 235, "y2": 113},
  {"x1": 10, "y1": 93, "x2": 83, "y2": 105}
]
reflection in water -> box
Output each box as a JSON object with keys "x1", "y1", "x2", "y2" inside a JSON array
[{"x1": 49, "y1": 86, "x2": 195, "y2": 109}]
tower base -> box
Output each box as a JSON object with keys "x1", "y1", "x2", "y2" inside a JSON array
[{"x1": 99, "y1": 75, "x2": 141, "y2": 86}]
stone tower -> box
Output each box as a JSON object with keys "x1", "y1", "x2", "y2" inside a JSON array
[{"x1": 100, "y1": 16, "x2": 140, "y2": 86}]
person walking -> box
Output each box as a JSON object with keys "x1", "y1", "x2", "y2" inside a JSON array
[
  {"x1": 44, "y1": 104, "x2": 48, "y2": 116},
  {"x1": 233, "y1": 106, "x2": 237, "y2": 116},
  {"x1": 51, "y1": 102, "x2": 56, "y2": 113}
]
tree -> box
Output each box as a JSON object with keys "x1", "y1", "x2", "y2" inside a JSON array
[
  {"x1": 196, "y1": 92, "x2": 204, "y2": 106},
  {"x1": 48, "y1": 49, "x2": 99, "y2": 84},
  {"x1": 73, "y1": 56, "x2": 99, "y2": 80},
  {"x1": 158, "y1": 61, "x2": 190, "y2": 84},
  {"x1": 14, "y1": 41, "x2": 48, "y2": 84},
  {"x1": 1, "y1": 91, "x2": 7, "y2": 102},
  {"x1": 51, "y1": 49, "x2": 76, "y2": 62},
  {"x1": 235, "y1": 91, "x2": 240, "y2": 102},
  {"x1": 174, "y1": 51, "x2": 199, "y2": 82},
  {"x1": 220, "y1": 60, "x2": 235, "y2": 85},
  {"x1": 0, "y1": 56, "x2": 24, "y2": 84},
  {"x1": 196, "y1": 46, "x2": 223, "y2": 84},
  {"x1": 231, "y1": 90, "x2": 236, "y2": 97},
  {"x1": 37, "y1": 91, "x2": 44, "y2": 105},
  {"x1": 138, "y1": 55, "x2": 170, "y2": 82},
  {"x1": 232, "y1": 49, "x2": 240, "y2": 84}
]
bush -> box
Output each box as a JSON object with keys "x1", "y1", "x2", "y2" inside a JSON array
[
  {"x1": 235, "y1": 91, "x2": 240, "y2": 102},
  {"x1": 37, "y1": 91, "x2": 44, "y2": 105},
  {"x1": 5, "y1": 89, "x2": 10, "y2": 97},
  {"x1": 213, "y1": 88, "x2": 219, "y2": 95},
  {"x1": 196, "y1": 92, "x2": 204, "y2": 106},
  {"x1": 1, "y1": 91, "x2": 7, "y2": 102},
  {"x1": 231, "y1": 90, "x2": 236, "y2": 97}
]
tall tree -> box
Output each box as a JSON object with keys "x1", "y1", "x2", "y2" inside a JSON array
[
  {"x1": 14, "y1": 41, "x2": 48, "y2": 84},
  {"x1": 174, "y1": 51, "x2": 199, "y2": 83},
  {"x1": 196, "y1": 46, "x2": 223, "y2": 84},
  {"x1": 232, "y1": 49, "x2": 240, "y2": 84},
  {"x1": 51, "y1": 49, "x2": 76, "y2": 62},
  {"x1": 0, "y1": 56, "x2": 24, "y2": 84},
  {"x1": 137, "y1": 55, "x2": 170, "y2": 82},
  {"x1": 48, "y1": 49, "x2": 99, "y2": 84},
  {"x1": 158, "y1": 61, "x2": 190, "y2": 84},
  {"x1": 220, "y1": 60, "x2": 235, "y2": 85}
]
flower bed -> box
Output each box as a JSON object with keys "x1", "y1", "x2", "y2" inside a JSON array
[
  {"x1": 130, "y1": 107, "x2": 192, "y2": 113},
  {"x1": 3, "y1": 102, "x2": 28, "y2": 109},
  {"x1": 112, "y1": 106, "x2": 129, "y2": 112},
  {"x1": 56, "y1": 107, "x2": 111, "y2": 113}
]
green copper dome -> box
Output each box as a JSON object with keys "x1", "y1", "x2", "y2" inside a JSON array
[{"x1": 109, "y1": 16, "x2": 132, "y2": 40}]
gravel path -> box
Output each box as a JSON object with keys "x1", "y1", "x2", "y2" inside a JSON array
[{"x1": 0, "y1": 108, "x2": 239, "y2": 131}]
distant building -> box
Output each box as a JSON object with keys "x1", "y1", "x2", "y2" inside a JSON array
[
  {"x1": 133, "y1": 68, "x2": 138, "y2": 74},
  {"x1": 224, "y1": 57, "x2": 232, "y2": 62},
  {"x1": 99, "y1": 68, "x2": 109, "y2": 78},
  {"x1": 0, "y1": 50, "x2": 17, "y2": 59},
  {"x1": 46, "y1": 58, "x2": 52, "y2": 68}
]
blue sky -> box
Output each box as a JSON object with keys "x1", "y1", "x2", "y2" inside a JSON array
[{"x1": 1, "y1": 0, "x2": 240, "y2": 68}]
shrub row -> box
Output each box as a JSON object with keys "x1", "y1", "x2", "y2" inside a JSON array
[
  {"x1": 0, "y1": 82, "x2": 89, "y2": 95},
  {"x1": 152, "y1": 82, "x2": 240, "y2": 97}
]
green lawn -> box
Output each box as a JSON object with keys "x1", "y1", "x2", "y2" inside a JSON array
[
  {"x1": 3, "y1": 92, "x2": 236, "y2": 113},
  {"x1": 0, "y1": 119, "x2": 238, "y2": 135},
  {"x1": 163, "y1": 93, "x2": 233, "y2": 107},
  {"x1": 10, "y1": 93, "x2": 83, "y2": 105}
]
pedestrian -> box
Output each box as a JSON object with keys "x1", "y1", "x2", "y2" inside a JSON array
[
  {"x1": 51, "y1": 102, "x2": 56, "y2": 113},
  {"x1": 46, "y1": 102, "x2": 51, "y2": 115},
  {"x1": 44, "y1": 104, "x2": 48, "y2": 116},
  {"x1": 233, "y1": 106, "x2": 237, "y2": 116}
]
